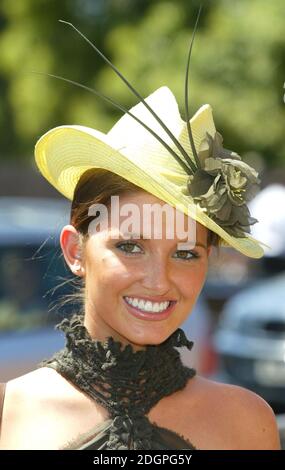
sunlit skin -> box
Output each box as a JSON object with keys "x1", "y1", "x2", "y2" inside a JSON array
[{"x1": 60, "y1": 192, "x2": 211, "y2": 351}]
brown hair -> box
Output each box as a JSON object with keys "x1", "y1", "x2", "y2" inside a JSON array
[{"x1": 70, "y1": 168, "x2": 221, "y2": 245}]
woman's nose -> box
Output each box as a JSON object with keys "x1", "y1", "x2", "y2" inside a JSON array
[{"x1": 141, "y1": 256, "x2": 171, "y2": 294}]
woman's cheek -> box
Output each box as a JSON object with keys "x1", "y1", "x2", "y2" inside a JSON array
[
  {"x1": 179, "y1": 264, "x2": 207, "y2": 296},
  {"x1": 97, "y1": 254, "x2": 140, "y2": 286}
]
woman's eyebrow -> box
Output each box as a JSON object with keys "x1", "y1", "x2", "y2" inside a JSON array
[{"x1": 120, "y1": 232, "x2": 207, "y2": 250}]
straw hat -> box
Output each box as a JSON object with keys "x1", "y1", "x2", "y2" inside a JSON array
[{"x1": 34, "y1": 21, "x2": 267, "y2": 259}]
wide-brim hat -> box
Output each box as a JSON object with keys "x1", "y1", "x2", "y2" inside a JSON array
[{"x1": 35, "y1": 85, "x2": 267, "y2": 258}]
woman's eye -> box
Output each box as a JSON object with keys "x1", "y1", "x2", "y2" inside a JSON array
[
  {"x1": 173, "y1": 250, "x2": 199, "y2": 260},
  {"x1": 116, "y1": 241, "x2": 143, "y2": 254},
  {"x1": 115, "y1": 243, "x2": 199, "y2": 260}
]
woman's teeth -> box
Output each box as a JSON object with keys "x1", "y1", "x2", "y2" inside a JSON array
[{"x1": 124, "y1": 296, "x2": 171, "y2": 313}]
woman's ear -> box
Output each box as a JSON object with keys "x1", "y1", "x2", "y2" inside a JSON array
[{"x1": 60, "y1": 225, "x2": 85, "y2": 276}]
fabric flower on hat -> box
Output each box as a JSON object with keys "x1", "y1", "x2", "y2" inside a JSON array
[{"x1": 187, "y1": 132, "x2": 260, "y2": 238}]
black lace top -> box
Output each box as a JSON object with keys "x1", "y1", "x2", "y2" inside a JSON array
[{"x1": 41, "y1": 314, "x2": 197, "y2": 450}]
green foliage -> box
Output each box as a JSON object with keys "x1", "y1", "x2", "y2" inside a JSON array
[{"x1": 0, "y1": 0, "x2": 284, "y2": 167}]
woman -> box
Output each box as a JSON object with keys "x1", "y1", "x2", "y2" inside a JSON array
[
  {"x1": 0, "y1": 84, "x2": 281, "y2": 449},
  {"x1": 0, "y1": 17, "x2": 281, "y2": 446}
]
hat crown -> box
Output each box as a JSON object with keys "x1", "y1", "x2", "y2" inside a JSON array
[
  {"x1": 107, "y1": 87, "x2": 183, "y2": 143},
  {"x1": 107, "y1": 85, "x2": 216, "y2": 176}
]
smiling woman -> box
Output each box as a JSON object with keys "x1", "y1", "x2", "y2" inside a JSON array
[
  {"x1": 0, "y1": 19, "x2": 280, "y2": 449},
  {"x1": 65, "y1": 169, "x2": 219, "y2": 344},
  {"x1": 0, "y1": 167, "x2": 280, "y2": 450},
  {"x1": 63, "y1": 169, "x2": 217, "y2": 349}
]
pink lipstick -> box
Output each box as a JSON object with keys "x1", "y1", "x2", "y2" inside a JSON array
[{"x1": 122, "y1": 297, "x2": 177, "y2": 321}]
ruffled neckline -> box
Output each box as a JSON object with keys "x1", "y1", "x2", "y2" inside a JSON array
[
  {"x1": 53, "y1": 313, "x2": 195, "y2": 375},
  {"x1": 41, "y1": 314, "x2": 197, "y2": 450}
]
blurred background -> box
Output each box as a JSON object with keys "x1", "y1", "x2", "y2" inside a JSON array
[{"x1": 0, "y1": 0, "x2": 284, "y2": 446}]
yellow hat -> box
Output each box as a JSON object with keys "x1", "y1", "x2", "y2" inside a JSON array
[
  {"x1": 35, "y1": 84, "x2": 267, "y2": 258},
  {"x1": 34, "y1": 20, "x2": 268, "y2": 259}
]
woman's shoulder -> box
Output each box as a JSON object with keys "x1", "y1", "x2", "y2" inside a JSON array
[
  {"x1": 0, "y1": 368, "x2": 54, "y2": 448},
  {"x1": 185, "y1": 375, "x2": 281, "y2": 449},
  {"x1": 0, "y1": 367, "x2": 108, "y2": 449},
  {"x1": 2, "y1": 367, "x2": 75, "y2": 409},
  {"x1": 0, "y1": 368, "x2": 67, "y2": 440},
  {"x1": 2, "y1": 365, "x2": 108, "y2": 417}
]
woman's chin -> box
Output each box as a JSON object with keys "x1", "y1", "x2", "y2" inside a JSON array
[{"x1": 116, "y1": 316, "x2": 176, "y2": 349}]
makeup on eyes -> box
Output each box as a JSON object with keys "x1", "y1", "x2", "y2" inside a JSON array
[
  {"x1": 115, "y1": 240, "x2": 201, "y2": 261},
  {"x1": 110, "y1": 231, "x2": 206, "y2": 249}
]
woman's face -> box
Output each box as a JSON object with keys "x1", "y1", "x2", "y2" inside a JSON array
[{"x1": 61, "y1": 191, "x2": 211, "y2": 350}]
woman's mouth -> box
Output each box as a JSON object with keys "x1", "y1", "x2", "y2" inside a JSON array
[{"x1": 123, "y1": 296, "x2": 177, "y2": 321}]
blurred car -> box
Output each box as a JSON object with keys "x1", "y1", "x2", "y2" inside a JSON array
[
  {"x1": 213, "y1": 272, "x2": 285, "y2": 412},
  {"x1": 276, "y1": 414, "x2": 285, "y2": 449},
  {"x1": 0, "y1": 196, "x2": 73, "y2": 381},
  {"x1": 249, "y1": 184, "x2": 285, "y2": 258},
  {"x1": 181, "y1": 295, "x2": 218, "y2": 377}
]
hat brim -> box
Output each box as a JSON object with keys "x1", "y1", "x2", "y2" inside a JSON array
[{"x1": 35, "y1": 125, "x2": 266, "y2": 259}]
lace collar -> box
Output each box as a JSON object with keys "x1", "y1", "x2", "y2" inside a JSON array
[{"x1": 41, "y1": 314, "x2": 197, "y2": 450}]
